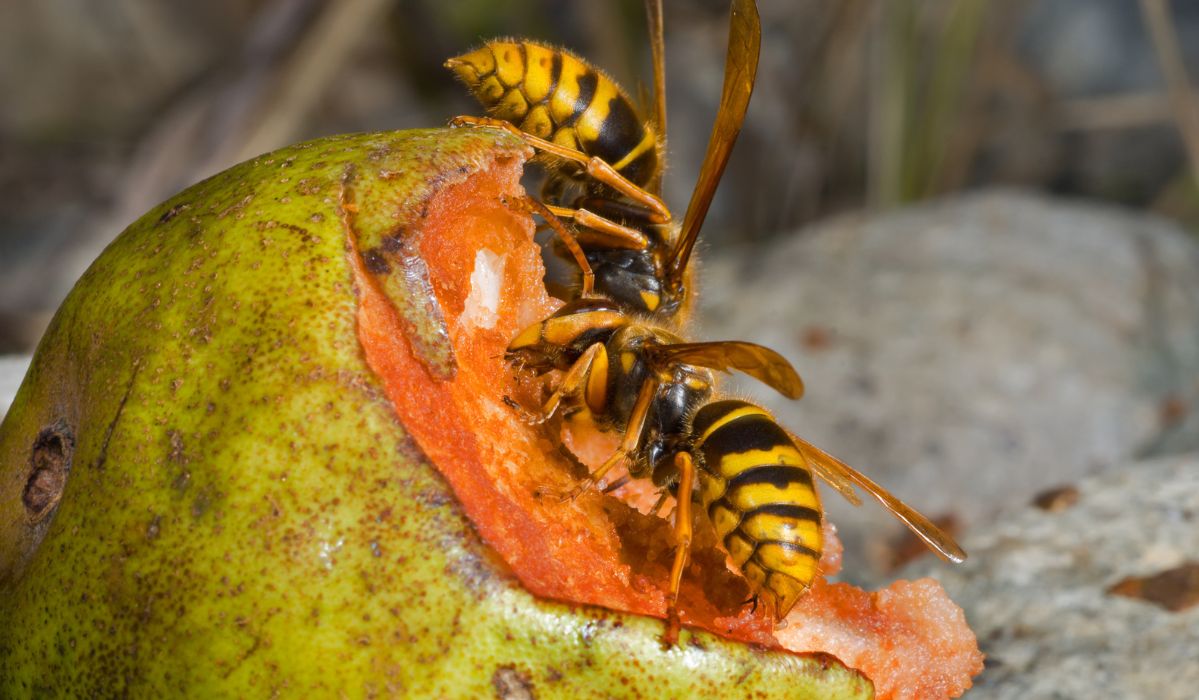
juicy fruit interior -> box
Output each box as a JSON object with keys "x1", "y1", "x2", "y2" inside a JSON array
[
  {"x1": 352, "y1": 151, "x2": 983, "y2": 698},
  {"x1": 351, "y1": 155, "x2": 785, "y2": 644}
]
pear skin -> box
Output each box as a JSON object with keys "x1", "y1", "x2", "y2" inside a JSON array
[{"x1": 0, "y1": 128, "x2": 871, "y2": 698}]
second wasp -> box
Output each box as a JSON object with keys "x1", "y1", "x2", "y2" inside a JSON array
[{"x1": 447, "y1": 0, "x2": 757, "y2": 321}]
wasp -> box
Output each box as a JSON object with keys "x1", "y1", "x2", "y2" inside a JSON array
[
  {"x1": 507, "y1": 300, "x2": 967, "y2": 643},
  {"x1": 450, "y1": 0, "x2": 965, "y2": 644},
  {"x1": 447, "y1": 0, "x2": 758, "y2": 319}
]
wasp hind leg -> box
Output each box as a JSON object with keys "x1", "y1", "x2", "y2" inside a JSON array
[{"x1": 662, "y1": 451, "x2": 697, "y2": 648}]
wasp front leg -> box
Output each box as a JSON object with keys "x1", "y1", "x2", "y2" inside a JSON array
[{"x1": 518, "y1": 342, "x2": 607, "y2": 425}]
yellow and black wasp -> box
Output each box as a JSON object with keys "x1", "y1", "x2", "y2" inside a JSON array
[
  {"x1": 449, "y1": 0, "x2": 966, "y2": 644},
  {"x1": 506, "y1": 299, "x2": 966, "y2": 642},
  {"x1": 446, "y1": 0, "x2": 758, "y2": 319}
]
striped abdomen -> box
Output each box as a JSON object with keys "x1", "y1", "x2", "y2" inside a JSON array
[
  {"x1": 447, "y1": 40, "x2": 660, "y2": 188},
  {"x1": 690, "y1": 399, "x2": 823, "y2": 618}
]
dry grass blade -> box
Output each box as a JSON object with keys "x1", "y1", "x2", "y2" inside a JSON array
[
  {"x1": 232, "y1": 0, "x2": 394, "y2": 163},
  {"x1": 1139, "y1": 0, "x2": 1199, "y2": 181}
]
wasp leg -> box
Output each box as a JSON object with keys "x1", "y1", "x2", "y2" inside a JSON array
[
  {"x1": 533, "y1": 343, "x2": 606, "y2": 424},
  {"x1": 663, "y1": 451, "x2": 696, "y2": 647},
  {"x1": 500, "y1": 395, "x2": 544, "y2": 424},
  {"x1": 543, "y1": 204, "x2": 649, "y2": 251},
  {"x1": 649, "y1": 489, "x2": 672, "y2": 516},
  {"x1": 601, "y1": 474, "x2": 631, "y2": 494},
  {"x1": 449, "y1": 114, "x2": 671, "y2": 224},
  {"x1": 568, "y1": 377, "x2": 658, "y2": 500},
  {"x1": 573, "y1": 195, "x2": 662, "y2": 228},
  {"x1": 508, "y1": 195, "x2": 596, "y2": 297},
  {"x1": 540, "y1": 178, "x2": 654, "y2": 249}
]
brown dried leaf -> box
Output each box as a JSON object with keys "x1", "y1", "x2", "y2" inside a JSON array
[
  {"x1": 1108, "y1": 562, "x2": 1199, "y2": 612},
  {"x1": 1032, "y1": 485, "x2": 1080, "y2": 512}
]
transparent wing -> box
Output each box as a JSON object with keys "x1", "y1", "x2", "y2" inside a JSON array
[
  {"x1": 805, "y1": 457, "x2": 862, "y2": 507},
  {"x1": 665, "y1": 0, "x2": 760, "y2": 290},
  {"x1": 645, "y1": 0, "x2": 667, "y2": 163},
  {"x1": 645, "y1": 340, "x2": 803, "y2": 399},
  {"x1": 787, "y1": 430, "x2": 967, "y2": 563}
]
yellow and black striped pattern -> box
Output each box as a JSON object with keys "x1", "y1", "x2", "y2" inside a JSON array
[
  {"x1": 507, "y1": 309, "x2": 627, "y2": 351},
  {"x1": 448, "y1": 40, "x2": 660, "y2": 188},
  {"x1": 690, "y1": 399, "x2": 823, "y2": 617}
]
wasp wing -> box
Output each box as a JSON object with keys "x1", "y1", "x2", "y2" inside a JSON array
[
  {"x1": 645, "y1": 0, "x2": 667, "y2": 182},
  {"x1": 786, "y1": 430, "x2": 967, "y2": 564},
  {"x1": 645, "y1": 340, "x2": 803, "y2": 399},
  {"x1": 665, "y1": 0, "x2": 760, "y2": 290},
  {"x1": 803, "y1": 457, "x2": 862, "y2": 507}
]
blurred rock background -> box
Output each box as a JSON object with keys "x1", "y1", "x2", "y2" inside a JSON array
[{"x1": 4, "y1": 1, "x2": 1199, "y2": 693}]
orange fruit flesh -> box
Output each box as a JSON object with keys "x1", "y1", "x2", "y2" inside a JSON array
[{"x1": 351, "y1": 156, "x2": 982, "y2": 696}]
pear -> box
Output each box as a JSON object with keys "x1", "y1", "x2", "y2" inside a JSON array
[{"x1": 0, "y1": 129, "x2": 870, "y2": 698}]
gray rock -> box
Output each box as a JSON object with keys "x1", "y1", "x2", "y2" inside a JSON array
[
  {"x1": 696, "y1": 189, "x2": 1199, "y2": 580},
  {"x1": 1019, "y1": 0, "x2": 1199, "y2": 98},
  {"x1": 0, "y1": 356, "x2": 30, "y2": 418},
  {"x1": 904, "y1": 454, "x2": 1199, "y2": 700}
]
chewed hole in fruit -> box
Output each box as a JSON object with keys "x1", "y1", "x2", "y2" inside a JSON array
[{"x1": 349, "y1": 137, "x2": 983, "y2": 698}]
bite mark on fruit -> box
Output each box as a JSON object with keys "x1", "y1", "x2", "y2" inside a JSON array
[{"x1": 339, "y1": 164, "x2": 458, "y2": 381}]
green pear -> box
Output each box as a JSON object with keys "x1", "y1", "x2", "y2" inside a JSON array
[{"x1": 0, "y1": 128, "x2": 871, "y2": 698}]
